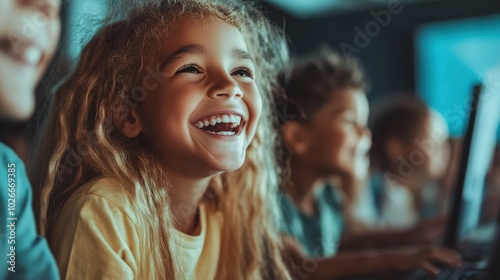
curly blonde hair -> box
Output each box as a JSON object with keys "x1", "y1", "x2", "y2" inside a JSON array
[{"x1": 31, "y1": 0, "x2": 290, "y2": 279}]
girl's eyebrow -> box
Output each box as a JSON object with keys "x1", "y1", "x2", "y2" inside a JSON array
[
  {"x1": 160, "y1": 44, "x2": 206, "y2": 70},
  {"x1": 233, "y1": 49, "x2": 254, "y2": 64},
  {"x1": 160, "y1": 44, "x2": 254, "y2": 71},
  {"x1": 331, "y1": 107, "x2": 356, "y2": 117}
]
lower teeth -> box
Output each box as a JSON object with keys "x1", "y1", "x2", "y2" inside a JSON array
[{"x1": 206, "y1": 131, "x2": 235, "y2": 135}]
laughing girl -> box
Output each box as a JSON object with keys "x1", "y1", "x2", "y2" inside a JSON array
[{"x1": 31, "y1": 0, "x2": 290, "y2": 279}]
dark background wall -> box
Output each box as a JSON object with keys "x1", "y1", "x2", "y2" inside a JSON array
[{"x1": 258, "y1": 0, "x2": 500, "y2": 101}]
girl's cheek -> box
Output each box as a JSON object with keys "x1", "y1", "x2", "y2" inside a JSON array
[
  {"x1": 255, "y1": 88, "x2": 263, "y2": 113},
  {"x1": 250, "y1": 90, "x2": 263, "y2": 122},
  {"x1": 39, "y1": 20, "x2": 61, "y2": 78},
  {"x1": 254, "y1": 102, "x2": 262, "y2": 122}
]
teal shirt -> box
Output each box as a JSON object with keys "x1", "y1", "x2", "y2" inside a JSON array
[
  {"x1": 279, "y1": 185, "x2": 344, "y2": 257},
  {"x1": 0, "y1": 142, "x2": 59, "y2": 279}
]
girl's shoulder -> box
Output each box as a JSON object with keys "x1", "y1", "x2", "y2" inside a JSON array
[
  {"x1": 48, "y1": 178, "x2": 144, "y2": 277},
  {"x1": 62, "y1": 177, "x2": 139, "y2": 224},
  {"x1": 69, "y1": 177, "x2": 130, "y2": 200}
]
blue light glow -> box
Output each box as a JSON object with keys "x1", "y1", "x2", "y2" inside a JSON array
[
  {"x1": 67, "y1": 1, "x2": 108, "y2": 59},
  {"x1": 416, "y1": 15, "x2": 500, "y2": 138}
]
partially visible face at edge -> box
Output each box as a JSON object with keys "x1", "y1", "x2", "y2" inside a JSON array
[{"x1": 0, "y1": 0, "x2": 61, "y2": 121}]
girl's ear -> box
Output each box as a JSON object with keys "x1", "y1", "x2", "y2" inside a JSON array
[
  {"x1": 121, "y1": 110, "x2": 142, "y2": 138},
  {"x1": 282, "y1": 121, "x2": 310, "y2": 155}
]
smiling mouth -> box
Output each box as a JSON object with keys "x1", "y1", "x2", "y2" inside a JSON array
[
  {"x1": 194, "y1": 113, "x2": 244, "y2": 136},
  {"x1": 0, "y1": 36, "x2": 43, "y2": 66}
]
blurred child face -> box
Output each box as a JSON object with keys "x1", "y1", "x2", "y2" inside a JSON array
[
  {"x1": 303, "y1": 88, "x2": 371, "y2": 179},
  {"x1": 415, "y1": 110, "x2": 451, "y2": 179},
  {"x1": 0, "y1": 0, "x2": 61, "y2": 121},
  {"x1": 133, "y1": 17, "x2": 261, "y2": 178}
]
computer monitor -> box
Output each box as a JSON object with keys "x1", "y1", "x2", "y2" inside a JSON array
[
  {"x1": 483, "y1": 214, "x2": 500, "y2": 279},
  {"x1": 445, "y1": 79, "x2": 500, "y2": 249},
  {"x1": 416, "y1": 15, "x2": 500, "y2": 139}
]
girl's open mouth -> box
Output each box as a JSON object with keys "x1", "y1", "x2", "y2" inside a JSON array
[
  {"x1": 193, "y1": 113, "x2": 245, "y2": 136},
  {"x1": 0, "y1": 36, "x2": 43, "y2": 66}
]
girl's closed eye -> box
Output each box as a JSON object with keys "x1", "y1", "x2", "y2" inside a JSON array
[
  {"x1": 176, "y1": 63, "x2": 203, "y2": 75},
  {"x1": 174, "y1": 64, "x2": 254, "y2": 79},
  {"x1": 341, "y1": 112, "x2": 357, "y2": 125},
  {"x1": 232, "y1": 67, "x2": 254, "y2": 79}
]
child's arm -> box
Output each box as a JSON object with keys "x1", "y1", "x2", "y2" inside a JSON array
[
  {"x1": 340, "y1": 215, "x2": 447, "y2": 251},
  {"x1": 282, "y1": 236, "x2": 462, "y2": 280},
  {"x1": 1, "y1": 148, "x2": 59, "y2": 280}
]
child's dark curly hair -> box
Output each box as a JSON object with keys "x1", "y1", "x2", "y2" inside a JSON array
[{"x1": 276, "y1": 48, "x2": 367, "y2": 189}]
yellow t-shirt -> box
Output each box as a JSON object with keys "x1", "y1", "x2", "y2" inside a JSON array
[{"x1": 48, "y1": 178, "x2": 223, "y2": 280}]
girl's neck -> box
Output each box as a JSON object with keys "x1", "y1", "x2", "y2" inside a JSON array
[
  {"x1": 167, "y1": 173, "x2": 212, "y2": 235},
  {"x1": 287, "y1": 157, "x2": 325, "y2": 216}
]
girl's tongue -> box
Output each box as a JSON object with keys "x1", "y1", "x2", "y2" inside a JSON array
[
  {"x1": 201, "y1": 122, "x2": 237, "y2": 134},
  {"x1": 195, "y1": 114, "x2": 243, "y2": 135}
]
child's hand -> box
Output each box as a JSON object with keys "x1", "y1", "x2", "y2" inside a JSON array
[
  {"x1": 377, "y1": 246, "x2": 463, "y2": 276},
  {"x1": 411, "y1": 215, "x2": 448, "y2": 244}
]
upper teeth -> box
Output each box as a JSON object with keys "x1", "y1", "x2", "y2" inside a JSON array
[
  {"x1": 4, "y1": 39, "x2": 43, "y2": 65},
  {"x1": 23, "y1": 46, "x2": 42, "y2": 65},
  {"x1": 195, "y1": 114, "x2": 242, "y2": 129}
]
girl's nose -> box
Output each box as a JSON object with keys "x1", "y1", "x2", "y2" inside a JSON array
[
  {"x1": 208, "y1": 74, "x2": 243, "y2": 100},
  {"x1": 357, "y1": 125, "x2": 371, "y2": 138}
]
